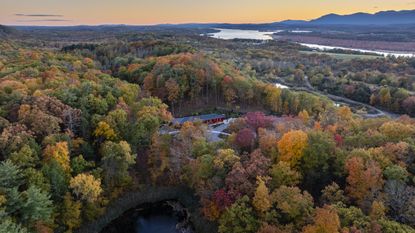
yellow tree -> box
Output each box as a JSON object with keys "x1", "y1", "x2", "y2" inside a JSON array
[
  {"x1": 379, "y1": 121, "x2": 415, "y2": 141},
  {"x1": 93, "y1": 121, "x2": 117, "y2": 141},
  {"x1": 277, "y1": 130, "x2": 308, "y2": 168},
  {"x1": 265, "y1": 85, "x2": 282, "y2": 114},
  {"x1": 370, "y1": 200, "x2": 386, "y2": 221},
  {"x1": 379, "y1": 87, "x2": 391, "y2": 108},
  {"x1": 213, "y1": 149, "x2": 240, "y2": 173},
  {"x1": 252, "y1": 176, "x2": 271, "y2": 215},
  {"x1": 298, "y1": 110, "x2": 310, "y2": 124},
  {"x1": 69, "y1": 173, "x2": 103, "y2": 203},
  {"x1": 43, "y1": 141, "x2": 71, "y2": 173},
  {"x1": 303, "y1": 205, "x2": 341, "y2": 233},
  {"x1": 336, "y1": 106, "x2": 353, "y2": 122}
]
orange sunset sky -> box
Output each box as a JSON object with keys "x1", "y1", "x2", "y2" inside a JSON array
[{"x1": 1, "y1": 0, "x2": 415, "y2": 26}]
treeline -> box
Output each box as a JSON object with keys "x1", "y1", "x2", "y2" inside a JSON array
[
  {"x1": 62, "y1": 39, "x2": 193, "y2": 71},
  {"x1": 117, "y1": 52, "x2": 331, "y2": 116}
]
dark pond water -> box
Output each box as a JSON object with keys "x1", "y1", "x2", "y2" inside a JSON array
[
  {"x1": 135, "y1": 214, "x2": 181, "y2": 233},
  {"x1": 101, "y1": 201, "x2": 192, "y2": 233}
]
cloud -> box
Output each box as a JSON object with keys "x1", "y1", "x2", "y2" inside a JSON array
[
  {"x1": 15, "y1": 14, "x2": 64, "y2": 17},
  {"x1": 16, "y1": 19, "x2": 72, "y2": 22},
  {"x1": 14, "y1": 13, "x2": 71, "y2": 23}
]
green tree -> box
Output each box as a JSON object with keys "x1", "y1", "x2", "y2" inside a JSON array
[
  {"x1": 269, "y1": 161, "x2": 301, "y2": 190},
  {"x1": 219, "y1": 196, "x2": 258, "y2": 233},
  {"x1": 0, "y1": 219, "x2": 28, "y2": 233},
  {"x1": 9, "y1": 145, "x2": 39, "y2": 169},
  {"x1": 0, "y1": 160, "x2": 23, "y2": 191},
  {"x1": 378, "y1": 219, "x2": 415, "y2": 233},
  {"x1": 70, "y1": 155, "x2": 95, "y2": 176},
  {"x1": 271, "y1": 186, "x2": 314, "y2": 225},
  {"x1": 300, "y1": 131, "x2": 336, "y2": 194},
  {"x1": 320, "y1": 182, "x2": 347, "y2": 205},
  {"x1": 21, "y1": 185, "x2": 53, "y2": 225},
  {"x1": 24, "y1": 168, "x2": 51, "y2": 193},
  {"x1": 213, "y1": 149, "x2": 240, "y2": 177},
  {"x1": 100, "y1": 141, "x2": 135, "y2": 189},
  {"x1": 42, "y1": 160, "x2": 69, "y2": 200},
  {"x1": 60, "y1": 193, "x2": 81, "y2": 233},
  {"x1": 334, "y1": 202, "x2": 370, "y2": 230},
  {"x1": 383, "y1": 165, "x2": 409, "y2": 182}
]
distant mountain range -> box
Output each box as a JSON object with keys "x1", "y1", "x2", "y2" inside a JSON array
[
  {"x1": 0, "y1": 25, "x2": 18, "y2": 38},
  {"x1": 307, "y1": 10, "x2": 415, "y2": 25},
  {"x1": 162, "y1": 9, "x2": 415, "y2": 29},
  {"x1": 4, "y1": 9, "x2": 415, "y2": 31}
]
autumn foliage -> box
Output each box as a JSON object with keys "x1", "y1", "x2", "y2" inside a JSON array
[{"x1": 277, "y1": 130, "x2": 308, "y2": 167}]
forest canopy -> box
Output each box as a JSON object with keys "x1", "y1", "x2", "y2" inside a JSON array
[{"x1": 0, "y1": 29, "x2": 415, "y2": 233}]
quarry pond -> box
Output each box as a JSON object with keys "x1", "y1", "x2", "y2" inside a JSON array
[{"x1": 100, "y1": 201, "x2": 193, "y2": 233}]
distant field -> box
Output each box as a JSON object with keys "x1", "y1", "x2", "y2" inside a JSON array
[{"x1": 300, "y1": 50, "x2": 381, "y2": 60}]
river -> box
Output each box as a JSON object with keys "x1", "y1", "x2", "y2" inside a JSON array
[
  {"x1": 206, "y1": 28, "x2": 415, "y2": 58},
  {"x1": 300, "y1": 43, "x2": 415, "y2": 58}
]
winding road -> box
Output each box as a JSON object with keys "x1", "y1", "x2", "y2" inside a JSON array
[{"x1": 276, "y1": 76, "x2": 399, "y2": 119}]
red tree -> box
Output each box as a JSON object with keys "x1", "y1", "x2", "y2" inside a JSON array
[
  {"x1": 245, "y1": 112, "x2": 272, "y2": 130},
  {"x1": 213, "y1": 189, "x2": 233, "y2": 211},
  {"x1": 235, "y1": 128, "x2": 256, "y2": 150}
]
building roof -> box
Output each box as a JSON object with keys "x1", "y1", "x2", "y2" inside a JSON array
[{"x1": 172, "y1": 113, "x2": 226, "y2": 125}]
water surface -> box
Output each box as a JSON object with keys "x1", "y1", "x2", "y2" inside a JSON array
[
  {"x1": 101, "y1": 201, "x2": 191, "y2": 233},
  {"x1": 300, "y1": 43, "x2": 415, "y2": 58},
  {"x1": 207, "y1": 28, "x2": 281, "y2": 40},
  {"x1": 206, "y1": 28, "x2": 415, "y2": 58},
  {"x1": 135, "y1": 214, "x2": 181, "y2": 233}
]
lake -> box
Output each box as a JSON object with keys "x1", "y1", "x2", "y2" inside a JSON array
[
  {"x1": 206, "y1": 28, "x2": 415, "y2": 58},
  {"x1": 207, "y1": 28, "x2": 281, "y2": 40}
]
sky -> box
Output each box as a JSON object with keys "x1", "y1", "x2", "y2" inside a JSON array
[{"x1": 1, "y1": 0, "x2": 415, "y2": 26}]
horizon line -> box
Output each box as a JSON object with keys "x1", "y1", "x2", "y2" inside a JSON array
[{"x1": 2, "y1": 8, "x2": 415, "y2": 27}]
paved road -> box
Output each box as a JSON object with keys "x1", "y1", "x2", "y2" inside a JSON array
[
  {"x1": 207, "y1": 122, "x2": 231, "y2": 142},
  {"x1": 275, "y1": 77, "x2": 399, "y2": 119}
]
